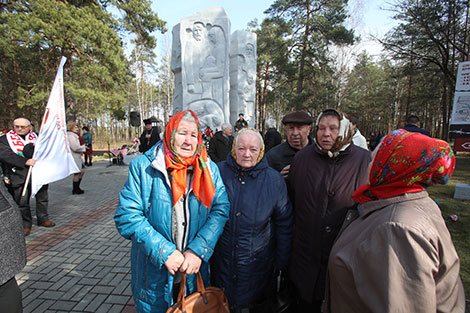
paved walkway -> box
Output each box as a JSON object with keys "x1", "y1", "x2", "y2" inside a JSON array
[{"x1": 16, "y1": 160, "x2": 137, "y2": 313}]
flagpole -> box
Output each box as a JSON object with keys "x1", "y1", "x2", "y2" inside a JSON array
[{"x1": 21, "y1": 107, "x2": 50, "y2": 197}]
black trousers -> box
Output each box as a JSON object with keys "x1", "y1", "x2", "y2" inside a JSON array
[
  {"x1": 84, "y1": 153, "x2": 92, "y2": 164},
  {"x1": 9, "y1": 183, "x2": 49, "y2": 228},
  {"x1": 0, "y1": 277, "x2": 22, "y2": 313}
]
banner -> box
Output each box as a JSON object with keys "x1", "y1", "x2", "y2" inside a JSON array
[{"x1": 31, "y1": 57, "x2": 79, "y2": 197}]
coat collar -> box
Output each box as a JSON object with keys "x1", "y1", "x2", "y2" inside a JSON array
[{"x1": 357, "y1": 190, "x2": 429, "y2": 218}]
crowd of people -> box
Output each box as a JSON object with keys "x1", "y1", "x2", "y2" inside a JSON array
[
  {"x1": 0, "y1": 109, "x2": 465, "y2": 313},
  {"x1": 113, "y1": 109, "x2": 464, "y2": 313}
]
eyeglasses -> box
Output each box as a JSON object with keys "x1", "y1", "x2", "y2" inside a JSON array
[{"x1": 14, "y1": 125, "x2": 30, "y2": 129}]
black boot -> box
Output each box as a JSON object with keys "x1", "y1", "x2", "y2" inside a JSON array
[
  {"x1": 78, "y1": 178, "x2": 85, "y2": 193},
  {"x1": 72, "y1": 181, "x2": 84, "y2": 194}
]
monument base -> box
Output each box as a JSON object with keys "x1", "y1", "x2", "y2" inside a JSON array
[{"x1": 453, "y1": 183, "x2": 470, "y2": 200}]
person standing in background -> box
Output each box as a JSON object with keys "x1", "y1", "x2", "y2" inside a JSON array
[
  {"x1": 139, "y1": 118, "x2": 160, "y2": 153},
  {"x1": 0, "y1": 117, "x2": 55, "y2": 236},
  {"x1": 82, "y1": 126, "x2": 93, "y2": 166},
  {"x1": 403, "y1": 115, "x2": 431, "y2": 136},
  {"x1": 208, "y1": 123, "x2": 233, "y2": 163},
  {"x1": 234, "y1": 113, "x2": 248, "y2": 133},
  {"x1": 263, "y1": 118, "x2": 281, "y2": 152},
  {"x1": 348, "y1": 116, "x2": 368, "y2": 150},
  {"x1": 266, "y1": 111, "x2": 313, "y2": 178},
  {"x1": 67, "y1": 122, "x2": 86, "y2": 195}
]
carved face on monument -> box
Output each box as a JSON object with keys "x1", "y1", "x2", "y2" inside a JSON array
[
  {"x1": 192, "y1": 22, "x2": 205, "y2": 41},
  {"x1": 245, "y1": 43, "x2": 255, "y2": 58},
  {"x1": 208, "y1": 27, "x2": 223, "y2": 45}
]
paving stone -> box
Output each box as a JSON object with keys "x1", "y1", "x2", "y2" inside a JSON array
[
  {"x1": 85, "y1": 294, "x2": 108, "y2": 312},
  {"x1": 49, "y1": 300, "x2": 78, "y2": 311},
  {"x1": 106, "y1": 294, "x2": 131, "y2": 305},
  {"x1": 70, "y1": 285, "x2": 93, "y2": 302},
  {"x1": 31, "y1": 299, "x2": 55, "y2": 313},
  {"x1": 19, "y1": 162, "x2": 130, "y2": 312},
  {"x1": 30, "y1": 281, "x2": 55, "y2": 289},
  {"x1": 95, "y1": 303, "x2": 113, "y2": 313},
  {"x1": 38, "y1": 290, "x2": 66, "y2": 300},
  {"x1": 72, "y1": 292, "x2": 97, "y2": 311},
  {"x1": 91, "y1": 285, "x2": 115, "y2": 294}
]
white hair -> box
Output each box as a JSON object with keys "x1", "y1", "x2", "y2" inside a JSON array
[
  {"x1": 181, "y1": 111, "x2": 197, "y2": 124},
  {"x1": 235, "y1": 128, "x2": 263, "y2": 148},
  {"x1": 266, "y1": 118, "x2": 276, "y2": 129},
  {"x1": 221, "y1": 122, "x2": 232, "y2": 130}
]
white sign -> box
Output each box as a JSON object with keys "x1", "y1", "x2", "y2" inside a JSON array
[
  {"x1": 455, "y1": 61, "x2": 470, "y2": 91},
  {"x1": 451, "y1": 91, "x2": 470, "y2": 125}
]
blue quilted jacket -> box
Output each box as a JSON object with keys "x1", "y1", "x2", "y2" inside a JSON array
[
  {"x1": 115, "y1": 142, "x2": 230, "y2": 313},
  {"x1": 211, "y1": 154, "x2": 293, "y2": 308}
]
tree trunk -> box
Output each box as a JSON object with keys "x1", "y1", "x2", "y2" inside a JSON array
[{"x1": 296, "y1": 0, "x2": 311, "y2": 110}]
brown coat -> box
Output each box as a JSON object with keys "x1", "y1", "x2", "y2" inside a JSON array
[
  {"x1": 287, "y1": 143, "x2": 370, "y2": 302},
  {"x1": 327, "y1": 191, "x2": 465, "y2": 313}
]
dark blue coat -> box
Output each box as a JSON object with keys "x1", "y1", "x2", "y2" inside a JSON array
[{"x1": 211, "y1": 154, "x2": 293, "y2": 308}]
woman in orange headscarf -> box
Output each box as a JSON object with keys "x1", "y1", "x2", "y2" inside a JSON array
[
  {"x1": 115, "y1": 110, "x2": 230, "y2": 313},
  {"x1": 326, "y1": 129, "x2": 465, "y2": 313}
]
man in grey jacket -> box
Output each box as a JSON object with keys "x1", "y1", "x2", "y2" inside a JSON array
[{"x1": 0, "y1": 177, "x2": 27, "y2": 312}]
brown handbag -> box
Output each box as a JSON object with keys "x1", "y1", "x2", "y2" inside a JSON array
[{"x1": 166, "y1": 272, "x2": 230, "y2": 313}]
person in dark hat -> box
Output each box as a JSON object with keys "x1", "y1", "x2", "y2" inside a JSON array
[
  {"x1": 234, "y1": 113, "x2": 248, "y2": 133},
  {"x1": 266, "y1": 111, "x2": 314, "y2": 178},
  {"x1": 139, "y1": 118, "x2": 160, "y2": 153}
]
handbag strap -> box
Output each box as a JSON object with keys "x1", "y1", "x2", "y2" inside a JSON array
[{"x1": 177, "y1": 272, "x2": 207, "y2": 312}]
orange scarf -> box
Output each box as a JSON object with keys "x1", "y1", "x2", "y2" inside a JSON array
[{"x1": 163, "y1": 110, "x2": 215, "y2": 208}]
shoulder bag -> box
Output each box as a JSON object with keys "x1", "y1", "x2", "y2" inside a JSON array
[{"x1": 166, "y1": 272, "x2": 230, "y2": 313}]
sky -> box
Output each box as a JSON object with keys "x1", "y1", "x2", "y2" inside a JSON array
[{"x1": 149, "y1": 0, "x2": 399, "y2": 59}]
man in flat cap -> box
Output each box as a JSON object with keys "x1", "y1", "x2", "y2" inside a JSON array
[
  {"x1": 138, "y1": 118, "x2": 160, "y2": 153},
  {"x1": 266, "y1": 111, "x2": 313, "y2": 178}
]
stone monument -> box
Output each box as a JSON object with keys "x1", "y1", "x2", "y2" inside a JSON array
[
  {"x1": 229, "y1": 30, "x2": 257, "y2": 127},
  {"x1": 171, "y1": 7, "x2": 230, "y2": 131}
]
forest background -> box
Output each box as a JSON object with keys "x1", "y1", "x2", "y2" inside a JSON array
[{"x1": 2, "y1": 0, "x2": 469, "y2": 144}]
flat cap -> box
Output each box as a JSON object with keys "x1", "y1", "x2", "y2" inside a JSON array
[{"x1": 282, "y1": 111, "x2": 313, "y2": 125}]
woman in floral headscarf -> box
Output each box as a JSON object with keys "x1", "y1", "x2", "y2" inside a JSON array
[
  {"x1": 115, "y1": 110, "x2": 230, "y2": 313},
  {"x1": 326, "y1": 129, "x2": 465, "y2": 313}
]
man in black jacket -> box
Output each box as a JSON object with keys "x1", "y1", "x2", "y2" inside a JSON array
[
  {"x1": 403, "y1": 115, "x2": 431, "y2": 136},
  {"x1": 208, "y1": 123, "x2": 233, "y2": 163},
  {"x1": 139, "y1": 118, "x2": 160, "y2": 153},
  {"x1": 0, "y1": 117, "x2": 54, "y2": 236},
  {"x1": 266, "y1": 111, "x2": 313, "y2": 178}
]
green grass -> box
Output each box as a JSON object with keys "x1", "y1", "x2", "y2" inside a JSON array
[{"x1": 427, "y1": 155, "x2": 470, "y2": 309}]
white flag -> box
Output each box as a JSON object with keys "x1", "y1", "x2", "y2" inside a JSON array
[{"x1": 31, "y1": 57, "x2": 79, "y2": 197}]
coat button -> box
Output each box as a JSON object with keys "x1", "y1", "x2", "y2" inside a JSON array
[
  {"x1": 328, "y1": 191, "x2": 335, "y2": 197},
  {"x1": 235, "y1": 244, "x2": 239, "y2": 248},
  {"x1": 325, "y1": 226, "x2": 332, "y2": 233},
  {"x1": 201, "y1": 255, "x2": 205, "y2": 258},
  {"x1": 163, "y1": 250, "x2": 166, "y2": 253},
  {"x1": 235, "y1": 212, "x2": 241, "y2": 217},
  {"x1": 205, "y1": 249, "x2": 208, "y2": 252}
]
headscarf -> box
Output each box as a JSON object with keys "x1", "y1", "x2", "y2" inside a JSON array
[
  {"x1": 314, "y1": 108, "x2": 353, "y2": 158},
  {"x1": 163, "y1": 110, "x2": 215, "y2": 208},
  {"x1": 352, "y1": 129, "x2": 455, "y2": 204},
  {"x1": 231, "y1": 128, "x2": 265, "y2": 165}
]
